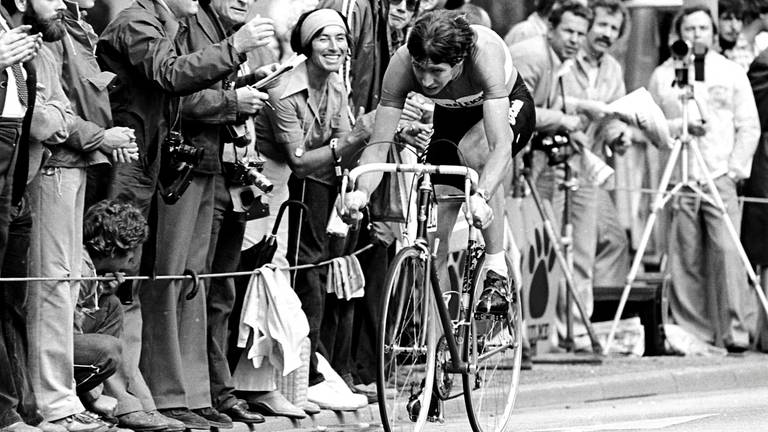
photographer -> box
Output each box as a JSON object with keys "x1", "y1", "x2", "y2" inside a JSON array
[
  {"x1": 175, "y1": 0, "x2": 272, "y2": 425},
  {"x1": 256, "y1": 8, "x2": 374, "y2": 410},
  {"x1": 649, "y1": 5, "x2": 759, "y2": 352},
  {"x1": 510, "y1": 0, "x2": 601, "y2": 349},
  {"x1": 95, "y1": 0, "x2": 276, "y2": 428}
]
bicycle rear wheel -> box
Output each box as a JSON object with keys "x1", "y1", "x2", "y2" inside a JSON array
[
  {"x1": 462, "y1": 257, "x2": 523, "y2": 432},
  {"x1": 377, "y1": 246, "x2": 437, "y2": 432}
]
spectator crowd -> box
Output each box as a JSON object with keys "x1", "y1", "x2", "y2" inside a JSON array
[{"x1": 1, "y1": 0, "x2": 768, "y2": 432}]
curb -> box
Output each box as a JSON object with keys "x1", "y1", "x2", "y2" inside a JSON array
[{"x1": 516, "y1": 360, "x2": 768, "y2": 408}]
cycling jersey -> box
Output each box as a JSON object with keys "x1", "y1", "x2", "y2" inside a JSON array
[{"x1": 379, "y1": 25, "x2": 535, "y2": 189}]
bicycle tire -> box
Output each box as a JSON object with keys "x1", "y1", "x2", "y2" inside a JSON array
[
  {"x1": 377, "y1": 246, "x2": 437, "y2": 432},
  {"x1": 462, "y1": 255, "x2": 523, "y2": 432}
]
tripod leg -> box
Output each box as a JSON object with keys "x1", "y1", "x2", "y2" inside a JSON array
[
  {"x1": 524, "y1": 174, "x2": 603, "y2": 354},
  {"x1": 604, "y1": 139, "x2": 683, "y2": 354},
  {"x1": 688, "y1": 142, "x2": 768, "y2": 319}
]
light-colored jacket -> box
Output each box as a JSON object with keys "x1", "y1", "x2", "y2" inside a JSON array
[{"x1": 648, "y1": 51, "x2": 760, "y2": 180}]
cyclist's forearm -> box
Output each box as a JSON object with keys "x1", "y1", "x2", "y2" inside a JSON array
[
  {"x1": 479, "y1": 143, "x2": 512, "y2": 195},
  {"x1": 479, "y1": 98, "x2": 514, "y2": 195},
  {"x1": 356, "y1": 105, "x2": 402, "y2": 196}
]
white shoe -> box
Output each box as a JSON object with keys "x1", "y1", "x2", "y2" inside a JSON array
[
  {"x1": 307, "y1": 381, "x2": 366, "y2": 411},
  {"x1": 314, "y1": 354, "x2": 368, "y2": 409}
]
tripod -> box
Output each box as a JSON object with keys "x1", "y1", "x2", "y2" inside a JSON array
[
  {"x1": 513, "y1": 152, "x2": 603, "y2": 354},
  {"x1": 604, "y1": 82, "x2": 768, "y2": 354}
]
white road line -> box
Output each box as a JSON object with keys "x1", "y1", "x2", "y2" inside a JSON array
[{"x1": 533, "y1": 414, "x2": 717, "y2": 431}]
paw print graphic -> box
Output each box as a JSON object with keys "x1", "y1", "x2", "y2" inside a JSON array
[{"x1": 527, "y1": 226, "x2": 556, "y2": 319}]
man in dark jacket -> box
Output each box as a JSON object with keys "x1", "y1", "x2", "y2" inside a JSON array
[
  {"x1": 96, "y1": 0, "x2": 275, "y2": 428},
  {"x1": 162, "y1": 0, "x2": 269, "y2": 426}
]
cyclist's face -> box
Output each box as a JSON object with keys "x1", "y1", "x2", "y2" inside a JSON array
[{"x1": 411, "y1": 59, "x2": 459, "y2": 96}]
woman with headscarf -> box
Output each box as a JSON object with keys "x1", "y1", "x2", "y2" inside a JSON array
[{"x1": 252, "y1": 8, "x2": 375, "y2": 410}]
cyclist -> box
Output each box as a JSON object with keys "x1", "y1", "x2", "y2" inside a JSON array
[{"x1": 342, "y1": 9, "x2": 535, "y2": 315}]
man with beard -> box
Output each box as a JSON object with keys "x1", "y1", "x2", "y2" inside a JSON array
[
  {"x1": 96, "y1": 0, "x2": 275, "y2": 428},
  {"x1": 0, "y1": 0, "x2": 132, "y2": 431},
  {"x1": 510, "y1": 1, "x2": 622, "y2": 350}
]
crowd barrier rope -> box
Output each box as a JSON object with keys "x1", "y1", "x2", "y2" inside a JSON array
[
  {"x1": 0, "y1": 244, "x2": 374, "y2": 283},
  {"x1": 5, "y1": 181, "x2": 768, "y2": 284}
]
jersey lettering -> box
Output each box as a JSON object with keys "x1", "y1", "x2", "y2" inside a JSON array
[{"x1": 508, "y1": 99, "x2": 524, "y2": 125}]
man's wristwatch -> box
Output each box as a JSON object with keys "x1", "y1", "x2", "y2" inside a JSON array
[{"x1": 475, "y1": 188, "x2": 492, "y2": 203}]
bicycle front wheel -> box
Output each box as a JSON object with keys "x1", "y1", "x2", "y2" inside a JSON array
[
  {"x1": 463, "y1": 258, "x2": 523, "y2": 432},
  {"x1": 377, "y1": 246, "x2": 437, "y2": 432}
]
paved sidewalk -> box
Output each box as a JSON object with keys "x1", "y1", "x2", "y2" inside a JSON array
[{"x1": 229, "y1": 352, "x2": 768, "y2": 431}]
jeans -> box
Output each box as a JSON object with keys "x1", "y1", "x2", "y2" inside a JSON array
[
  {"x1": 0, "y1": 195, "x2": 42, "y2": 427},
  {"x1": 139, "y1": 174, "x2": 214, "y2": 410},
  {"x1": 27, "y1": 167, "x2": 86, "y2": 421},
  {"x1": 668, "y1": 175, "x2": 750, "y2": 347},
  {"x1": 206, "y1": 175, "x2": 246, "y2": 411}
]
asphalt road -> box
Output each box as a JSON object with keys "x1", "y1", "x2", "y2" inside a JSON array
[{"x1": 315, "y1": 386, "x2": 768, "y2": 432}]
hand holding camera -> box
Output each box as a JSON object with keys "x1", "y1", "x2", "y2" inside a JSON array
[
  {"x1": 236, "y1": 86, "x2": 269, "y2": 115},
  {"x1": 232, "y1": 15, "x2": 275, "y2": 54}
]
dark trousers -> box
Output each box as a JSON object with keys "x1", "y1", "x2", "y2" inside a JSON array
[
  {"x1": 206, "y1": 175, "x2": 246, "y2": 411},
  {"x1": 350, "y1": 226, "x2": 392, "y2": 385},
  {"x1": 287, "y1": 177, "x2": 333, "y2": 385},
  {"x1": 0, "y1": 119, "x2": 22, "y2": 269},
  {"x1": 74, "y1": 295, "x2": 123, "y2": 396},
  {"x1": 286, "y1": 176, "x2": 354, "y2": 385},
  {"x1": 0, "y1": 196, "x2": 42, "y2": 428}
]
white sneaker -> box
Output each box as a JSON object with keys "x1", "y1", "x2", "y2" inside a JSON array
[
  {"x1": 314, "y1": 354, "x2": 368, "y2": 409},
  {"x1": 307, "y1": 381, "x2": 366, "y2": 411}
]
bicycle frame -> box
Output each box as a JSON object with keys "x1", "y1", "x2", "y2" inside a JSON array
[{"x1": 343, "y1": 163, "x2": 481, "y2": 374}]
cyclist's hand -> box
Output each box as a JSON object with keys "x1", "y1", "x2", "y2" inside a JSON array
[
  {"x1": 467, "y1": 193, "x2": 493, "y2": 229},
  {"x1": 398, "y1": 121, "x2": 432, "y2": 151},
  {"x1": 339, "y1": 190, "x2": 368, "y2": 224},
  {"x1": 401, "y1": 95, "x2": 424, "y2": 122}
]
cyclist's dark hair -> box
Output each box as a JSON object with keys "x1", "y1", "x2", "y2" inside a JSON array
[
  {"x1": 673, "y1": 4, "x2": 718, "y2": 38},
  {"x1": 590, "y1": 0, "x2": 629, "y2": 38},
  {"x1": 407, "y1": 10, "x2": 475, "y2": 67},
  {"x1": 548, "y1": 0, "x2": 593, "y2": 29}
]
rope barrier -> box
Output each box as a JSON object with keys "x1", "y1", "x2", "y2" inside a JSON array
[
  {"x1": 0, "y1": 244, "x2": 374, "y2": 283},
  {"x1": 5, "y1": 182, "x2": 768, "y2": 284}
]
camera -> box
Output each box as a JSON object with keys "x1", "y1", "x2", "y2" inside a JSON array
[
  {"x1": 670, "y1": 39, "x2": 707, "y2": 85},
  {"x1": 531, "y1": 131, "x2": 574, "y2": 166},
  {"x1": 159, "y1": 131, "x2": 205, "y2": 204},
  {"x1": 224, "y1": 158, "x2": 274, "y2": 193}
]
